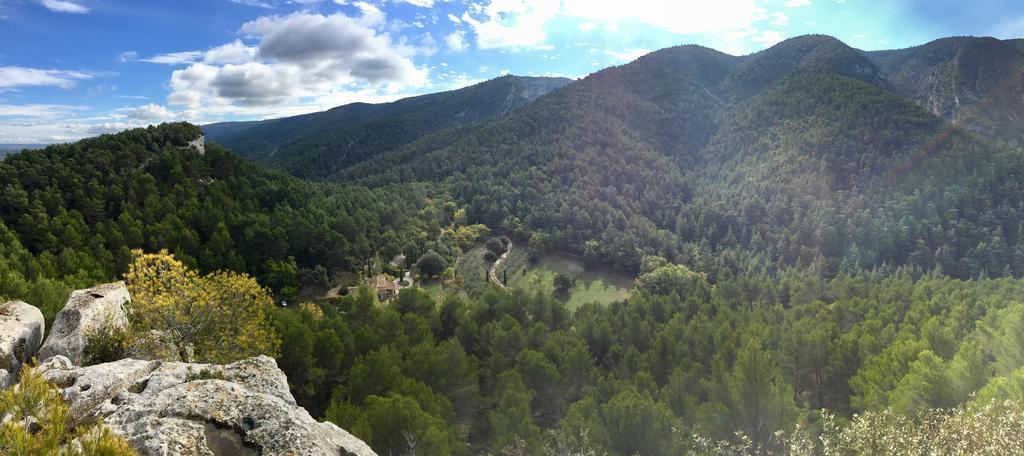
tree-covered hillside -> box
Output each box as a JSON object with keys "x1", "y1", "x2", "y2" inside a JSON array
[
  {"x1": 0, "y1": 123, "x2": 447, "y2": 320},
  {"x1": 8, "y1": 35, "x2": 1024, "y2": 456},
  {"x1": 203, "y1": 75, "x2": 571, "y2": 179},
  {"x1": 339, "y1": 35, "x2": 1024, "y2": 281}
]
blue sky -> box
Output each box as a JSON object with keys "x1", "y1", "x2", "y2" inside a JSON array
[{"x1": 0, "y1": 0, "x2": 1022, "y2": 143}]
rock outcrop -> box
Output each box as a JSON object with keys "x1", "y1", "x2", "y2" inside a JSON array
[
  {"x1": 188, "y1": 135, "x2": 206, "y2": 155},
  {"x1": 0, "y1": 300, "x2": 45, "y2": 387},
  {"x1": 37, "y1": 282, "x2": 130, "y2": 365},
  {"x1": 41, "y1": 355, "x2": 377, "y2": 456}
]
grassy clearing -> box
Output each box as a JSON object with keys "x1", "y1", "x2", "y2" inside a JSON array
[{"x1": 511, "y1": 252, "x2": 634, "y2": 310}]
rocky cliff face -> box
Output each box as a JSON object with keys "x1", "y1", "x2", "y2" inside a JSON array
[
  {"x1": 867, "y1": 37, "x2": 1024, "y2": 143},
  {"x1": 1, "y1": 282, "x2": 377, "y2": 456}
]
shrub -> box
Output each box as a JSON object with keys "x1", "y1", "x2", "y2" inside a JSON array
[
  {"x1": 0, "y1": 365, "x2": 137, "y2": 455},
  {"x1": 185, "y1": 368, "x2": 227, "y2": 382},
  {"x1": 125, "y1": 249, "x2": 281, "y2": 364},
  {"x1": 83, "y1": 319, "x2": 131, "y2": 365}
]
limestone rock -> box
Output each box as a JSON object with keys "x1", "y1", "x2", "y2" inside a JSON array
[
  {"x1": 188, "y1": 135, "x2": 206, "y2": 155},
  {"x1": 41, "y1": 355, "x2": 377, "y2": 456},
  {"x1": 38, "y1": 282, "x2": 130, "y2": 365},
  {"x1": 0, "y1": 300, "x2": 45, "y2": 387}
]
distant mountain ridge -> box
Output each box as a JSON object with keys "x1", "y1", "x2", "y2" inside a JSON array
[
  {"x1": 203, "y1": 75, "x2": 571, "y2": 179},
  {"x1": 336, "y1": 34, "x2": 1024, "y2": 278},
  {"x1": 0, "y1": 144, "x2": 47, "y2": 157}
]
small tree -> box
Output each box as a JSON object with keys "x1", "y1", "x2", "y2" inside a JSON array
[
  {"x1": 553, "y1": 273, "x2": 575, "y2": 294},
  {"x1": 486, "y1": 237, "x2": 507, "y2": 256},
  {"x1": 125, "y1": 249, "x2": 281, "y2": 363},
  {"x1": 416, "y1": 250, "x2": 448, "y2": 278}
]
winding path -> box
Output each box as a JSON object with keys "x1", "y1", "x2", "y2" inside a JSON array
[{"x1": 488, "y1": 240, "x2": 512, "y2": 288}]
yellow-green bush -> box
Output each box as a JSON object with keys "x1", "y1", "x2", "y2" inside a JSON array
[{"x1": 0, "y1": 366, "x2": 136, "y2": 455}]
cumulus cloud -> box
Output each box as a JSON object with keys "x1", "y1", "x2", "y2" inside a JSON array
[
  {"x1": 127, "y1": 103, "x2": 175, "y2": 120},
  {"x1": 167, "y1": 12, "x2": 427, "y2": 110},
  {"x1": 0, "y1": 66, "x2": 94, "y2": 90},
  {"x1": 203, "y1": 40, "x2": 257, "y2": 64},
  {"x1": 445, "y1": 31, "x2": 467, "y2": 51},
  {"x1": 461, "y1": 0, "x2": 560, "y2": 49},
  {"x1": 38, "y1": 0, "x2": 88, "y2": 13}
]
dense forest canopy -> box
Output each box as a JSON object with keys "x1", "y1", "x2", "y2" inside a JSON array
[{"x1": 6, "y1": 34, "x2": 1024, "y2": 455}]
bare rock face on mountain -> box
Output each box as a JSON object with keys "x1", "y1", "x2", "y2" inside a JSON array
[
  {"x1": 41, "y1": 355, "x2": 377, "y2": 456},
  {"x1": 0, "y1": 300, "x2": 45, "y2": 387},
  {"x1": 37, "y1": 282, "x2": 131, "y2": 365}
]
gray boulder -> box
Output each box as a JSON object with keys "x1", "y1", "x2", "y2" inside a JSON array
[
  {"x1": 0, "y1": 300, "x2": 45, "y2": 387},
  {"x1": 41, "y1": 355, "x2": 377, "y2": 456},
  {"x1": 38, "y1": 282, "x2": 130, "y2": 365}
]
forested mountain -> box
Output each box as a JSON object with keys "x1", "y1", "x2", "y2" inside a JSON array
[
  {"x1": 9, "y1": 34, "x2": 1024, "y2": 456},
  {"x1": 339, "y1": 35, "x2": 1024, "y2": 280},
  {"x1": 0, "y1": 123, "x2": 448, "y2": 319},
  {"x1": 203, "y1": 75, "x2": 571, "y2": 179}
]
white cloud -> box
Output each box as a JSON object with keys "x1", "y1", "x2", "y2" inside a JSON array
[
  {"x1": 562, "y1": 0, "x2": 768, "y2": 36},
  {"x1": 459, "y1": 0, "x2": 785, "y2": 51},
  {"x1": 168, "y1": 12, "x2": 427, "y2": 111},
  {"x1": 461, "y1": 0, "x2": 560, "y2": 49},
  {"x1": 784, "y1": 0, "x2": 810, "y2": 6},
  {"x1": 605, "y1": 48, "x2": 650, "y2": 63},
  {"x1": 38, "y1": 0, "x2": 88, "y2": 13},
  {"x1": 445, "y1": 31, "x2": 467, "y2": 51},
  {"x1": 141, "y1": 51, "x2": 203, "y2": 65},
  {"x1": 228, "y1": 0, "x2": 275, "y2": 8},
  {"x1": 0, "y1": 66, "x2": 94, "y2": 90},
  {"x1": 0, "y1": 104, "x2": 85, "y2": 118},
  {"x1": 118, "y1": 51, "x2": 138, "y2": 63},
  {"x1": 203, "y1": 40, "x2": 257, "y2": 64},
  {"x1": 770, "y1": 12, "x2": 789, "y2": 27},
  {"x1": 127, "y1": 103, "x2": 175, "y2": 120},
  {"x1": 750, "y1": 29, "x2": 785, "y2": 47},
  {"x1": 397, "y1": 0, "x2": 434, "y2": 7},
  {"x1": 352, "y1": 1, "x2": 384, "y2": 27}
]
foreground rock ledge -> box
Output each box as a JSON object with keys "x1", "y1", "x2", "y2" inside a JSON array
[
  {"x1": 0, "y1": 300, "x2": 45, "y2": 387},
  {"x1": 41, "y1": 355, "x2": 377, "y2": 456}
]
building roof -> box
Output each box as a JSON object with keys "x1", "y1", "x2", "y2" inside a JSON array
[{"x1": 374, "y1": 274, "x2": 397, "y2": 291}]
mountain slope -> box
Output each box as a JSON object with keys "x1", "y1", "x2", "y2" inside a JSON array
[
  {"x1": 340, "y1": 35, "x2": 1024, "y2": 278},
  {"x1": 0, "y1": 123, "x2": 444, "y2": 317},
  {"x1": 203, "y1": 75, "x2": 571, "y2": 179},
  {"x1": 866, "y1": 36, "x2": 1024, "y2": 144}
]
